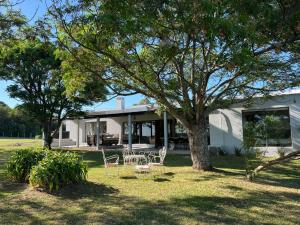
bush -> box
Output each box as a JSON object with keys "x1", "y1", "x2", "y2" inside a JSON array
[
  {"x1": 6, "y1": 148, "x2": 47, "y2": 182},
  {"x1": 277, "y1": 148, "x2": 286, "y2": 157},
  {"x1": 29, "y1": 151, "x2": 88, "y2": 192},
  {"x1": 218, "y1": 147, "x2": 227, "y2": 156},
  {"x1": 234, "y1": 146, "x2": 243, "y2": 157}
]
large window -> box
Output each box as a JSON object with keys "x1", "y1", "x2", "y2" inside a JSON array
[
  {"x1": 123, "y1": 121, "x2": 155, "y2": 144},
  {"x1": 243, "y1": 108, "x2": 291, "y2": 147}
]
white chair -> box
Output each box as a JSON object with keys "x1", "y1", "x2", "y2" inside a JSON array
[
  {"x1": 147, "y1": 147, "x2": 167, "y2": 175},
  {"x1": 101, "y1": 148, "x2": 119, "y2": 176},
  {"x1": 135, "y1": 155, "x2": 151, "y2": 174},
  {"x1": 148, "y1": 147, "x2": 167, "y2": 167}
]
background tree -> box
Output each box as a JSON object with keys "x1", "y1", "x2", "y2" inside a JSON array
[
  {"x1": 0, "y1": 23, "x2": 107, "y2": 148},
  {"x1": 51, "y1": 0, "x2": 300, "y2": 170},
  {"x1": 0, "y1": 0, "x2": 25, "y2": 41},
  {"x1": 133, "y1": 97, "x2": 153, "y2": 106},
  {"x1": 0, "y1": 102, "x2": 41, "y2": 138}
]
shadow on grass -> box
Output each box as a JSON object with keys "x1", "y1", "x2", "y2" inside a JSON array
[
  {"x1": 2, "y1": 186, "x2": 300, "y2": 225},
  {"x1": 120, "y1": 175, "x2": 138, "y2": 180},
  {"x1": 0, "y1": 179, "x2": 28, "y2": 198},
  {"x1": 54, "y1": 182, "x2": 119, "y2": 200},
  {"x1": 163, "y1": 172, "x2": 176, "y2": 176},
  {"x1": 153, "y1": 178, "x2": 171, "y2": 182}
]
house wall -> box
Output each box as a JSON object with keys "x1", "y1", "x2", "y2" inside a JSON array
[
  {"x1": 209, "y1": 94, "x2": 300, "y2": 155},
  {"x1": 64, "y1": 93, "x2": 300, "y2": 155},
  {"x1": 65, "y1": 112, "x2": 162, "y2": 146}
]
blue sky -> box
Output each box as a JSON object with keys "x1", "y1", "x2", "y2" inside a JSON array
[{"x1": 0, "y1": 0, "x2": 142, "y2": 109}]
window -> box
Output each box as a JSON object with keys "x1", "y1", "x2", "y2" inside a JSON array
[
  {"x1": 86, "y1": 121, "x2": 107, "y2": 135},
  {"x1": 243, "y1": 108, "x2": 291, "y2": 147}
]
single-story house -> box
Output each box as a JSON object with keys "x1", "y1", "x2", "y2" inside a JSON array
[{"x1": 56, "y1": 91, "x2": 300, "y2": 156}]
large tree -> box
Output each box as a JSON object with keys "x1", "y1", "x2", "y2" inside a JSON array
[
  {"x1": 0, "y1": 24, "x2": 107, "y2": 148},
  {"x1": 51, "y1": 0, "x2": 300, "y2": 170}
]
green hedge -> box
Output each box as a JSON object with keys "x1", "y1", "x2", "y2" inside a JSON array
[
  {"x1": 29, "y1": 151, "x2": 88, "y2": 192},
  {"x1": 6, "y1": 148, "x2": 47, "y2": 182}
]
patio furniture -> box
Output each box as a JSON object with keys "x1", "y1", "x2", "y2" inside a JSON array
[
  {"x1": 148, "y1": 147, "x2": 167, "y2": 166},
  {"x1": 122, "y1": 148, "x2": 147, "y2": 165},
  {"x1": 135, "y1": 156, "x2": 151, "y2": 173},
  {"x1": 102, "y1": 133, "x2": 119, "y2": 145},
  {"x1": 101, "y1": 148, "x2": 119, "y2": 175}
]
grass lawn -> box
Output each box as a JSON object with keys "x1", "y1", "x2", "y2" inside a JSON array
[{"x1": 0, "y1": 139, "x2": 300, "y2": 225}]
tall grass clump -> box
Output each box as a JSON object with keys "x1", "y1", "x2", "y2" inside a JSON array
[
  {"x1": 29, "y1": 151, "x2": 88, "y2": 192},
  {"x1": 6, "y1": 148, "x2": 47, "y2": 182}
]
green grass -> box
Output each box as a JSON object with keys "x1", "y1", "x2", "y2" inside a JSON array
[{"x1": 0, "y1": 139, "x2": 300, "y2": 225}]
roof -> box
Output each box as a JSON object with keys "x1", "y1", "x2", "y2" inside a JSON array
[
  {"x1": 83, "y1": 89, "x2": 300, "y2": 118},
  {"x1": 84, "y1": 104, "x2": 158, "y2": 118}
]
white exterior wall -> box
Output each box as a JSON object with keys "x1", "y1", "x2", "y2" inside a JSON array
[
  {"x1": 65, "y1": 112, "x2": 161, "y2": 146},
  {"x1": 209, "y1": 94, "x2": 300, "y2": 155}
]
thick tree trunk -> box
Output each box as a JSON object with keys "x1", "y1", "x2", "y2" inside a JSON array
[{"x1": 186, "y1": 122, "x2": 212, "y2": 171}]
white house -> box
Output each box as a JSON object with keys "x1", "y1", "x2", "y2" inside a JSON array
[{"x1": 57, "y1": 92, "x2": 300, "y2": 156}]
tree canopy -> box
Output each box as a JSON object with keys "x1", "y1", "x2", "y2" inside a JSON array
[
  {"x1": 0, "y1": 0, "x2": 25, "y2": 41},
  {"x1": 0, "y1": 102, "x2": 41, "y2": 138},
  {"x1": 0, "y1": 23, "x2": 107, "y2": 147},
  {"x1": 51, "y1": 0, "x2": 300, "y2": 169}
]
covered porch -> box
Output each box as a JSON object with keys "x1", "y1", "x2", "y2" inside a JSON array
[{"x1": 57, "y1": 106, "x2": 190, "y2": 151}]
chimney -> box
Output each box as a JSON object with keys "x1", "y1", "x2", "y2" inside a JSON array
[{"x1": 116, "y1": 97, "x2": 125, "y2": 110}]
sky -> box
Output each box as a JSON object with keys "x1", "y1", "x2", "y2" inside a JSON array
[{"x1": 0, "y1": 0, "x2": 143, "y2": 110}]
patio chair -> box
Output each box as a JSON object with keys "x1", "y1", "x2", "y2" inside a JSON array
[
  {"x1": 101, "y1": 148, "x2": 119, "y2": 176},
  {"x1": 135, "y1": 155, "x2": 151, "y2": 174},
  {"x1": 148, "y1": 147, "x2": 167, "y2": 165},
  {"x1": 148, "y1": 147, "x2": 167, "y2": 174}
]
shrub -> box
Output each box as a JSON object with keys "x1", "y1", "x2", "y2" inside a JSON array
[
  {"x1": 234, "y1": 146, "x2": 243, "y2": 157},
  {"x1": 277, "y1": 148, "x2": 285, "y2": 158},
  {"x1": 29, "y1": 151, "x2": 88, "y2": 192},
  {"x1": 6, "y1": 148, "x2": 47, "y2": 182},
  {"x1": 218, "y1": 147, "x2": 227, "y2": 156}
]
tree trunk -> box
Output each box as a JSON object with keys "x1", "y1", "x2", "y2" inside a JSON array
[
  {"x1": 247, "y1": 150, "x2": 300, "y2": 180},
  {"x1": 42, "y1": 125, "x2": 53, "y2": 149},
  {"x1": 186, "y1": 122, "x2": 212, "y2": 171}
]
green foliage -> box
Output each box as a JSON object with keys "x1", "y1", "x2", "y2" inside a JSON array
[
  {"x1": 0, "y1": 22, "x2": 106, "y2": 148},
  {"x1": 242, "y1": 116, "x2": 281, "y2": 176},
  {"x1": 243, "y1": 147, "x2": 265, "y2": 177},
  {"x1": 133, "y1": 97, "x2": 153, "y2": 106},
  {"x1": 0, "y1": 0, "x2": 26, "y2": 41},
  {"x1": 51, "y1": 0, "x2": 300, "y2": 169},
  {"x1": 234, "y1": 146, "x2": 243, "y2": 157},
  {"x1": 277, "y1": 148, "x2": 286, "y2": 157},
  {"x1": 29, "y1": 151, "x2": 88, "y2": 192},
  {"x1": 6, "y1": 148, "x2": 47, "y2": 182},
  {"x1": 0, "y1": 103, "x2": 41, "y2": 137},
  {"x1": 217, "y1": 147, "x2": 227, "y2": 156}
]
